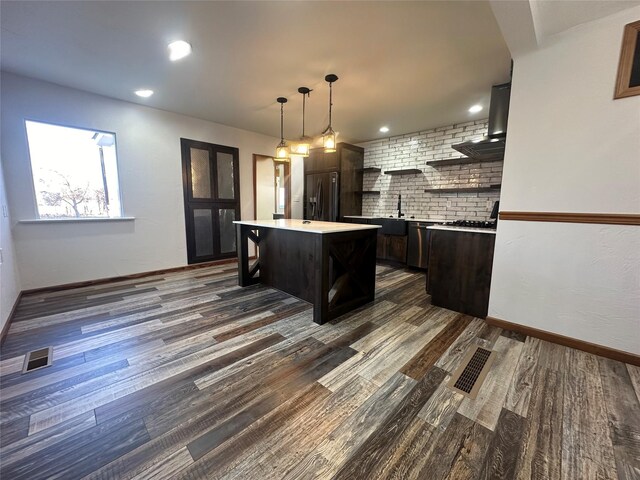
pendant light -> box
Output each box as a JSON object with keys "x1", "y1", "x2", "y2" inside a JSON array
[
  {"x1": 322, "y1": 74, "x2": 338, "y2": 153},
  {"x1": 291, "y1": 87, "x2": 312, "y2": 157},
  {"x1": 275, "y1": 97, "x2": 289, "y2": 161}
]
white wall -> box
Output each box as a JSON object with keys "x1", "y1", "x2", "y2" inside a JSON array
[
  {"x1": 290, "y1": 156, "x2": 304, "y2": 219},
  {"x1": 489, "y1": 7, "x2": 640, "y2": 354},
  {"x1": 255, "y1": 157, "x2": 277, "y2": 220},
  {"x1": 1, "y1": 72, "x2": 280, "y2": 290},
  {"x1": 0, "y1": 157, "x2": 22, "y2": 332}
]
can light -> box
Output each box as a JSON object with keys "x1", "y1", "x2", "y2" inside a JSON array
[
  {"x1": 379, "y1": 126, "x2": 389, "y2": 133},
  {"x1": 168, "y1": 40, "x2": 192, "y2": 61},
  {"x1": 468, "y1": 104, "x2": 483, "y2": 113},
  {"x1": 135, "y1": 89, "x2": 154, "y2": 98}
]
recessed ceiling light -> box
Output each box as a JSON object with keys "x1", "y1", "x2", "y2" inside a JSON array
[
  {"x1": 168, "y1": 40, "x2": 192, "y2": 61},
  {"x1": 468, "y1": 105, "x2": 483, "y2": 113},
  {"x1": 135, "y1": 89, "x2": 154, "y2": 98},
  {"x1": 379, "y1": 126, "x2": 389, "y2": 133}
]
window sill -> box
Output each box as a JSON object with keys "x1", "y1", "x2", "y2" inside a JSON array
[{"x1": 19, "y1": 217, "x2": 135, "y2": 224}]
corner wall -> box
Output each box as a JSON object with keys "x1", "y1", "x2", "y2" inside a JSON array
[
  {"x1": 0, "y1": 156, "x2": 21, "y2": 333},
  {"x1": 489, "y1": 7, "x2": 640, "y2": 354},
  {"x1": 1, "y1": 72, "x2": 280, "y2": 290}
]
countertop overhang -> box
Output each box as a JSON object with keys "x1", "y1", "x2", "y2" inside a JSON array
[{"x1": 233, "y1": 219, "x2": 381, "y2": 234}]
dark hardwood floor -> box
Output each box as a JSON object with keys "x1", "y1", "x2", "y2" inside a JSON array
[{"x1": 1, "y1": 263, "x2": 638, "y2": 479}]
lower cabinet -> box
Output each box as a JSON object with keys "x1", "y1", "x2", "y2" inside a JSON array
[
  {"x1": 427, "y1": 229, "x2": 495, "y2": 318},
  {"x1": 377, "y1": 234, "x2": 407, "y2": 264}
]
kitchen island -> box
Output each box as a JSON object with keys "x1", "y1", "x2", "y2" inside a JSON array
[{"x1": 234, "y1": 219, "x2": 380, "y2": 324}]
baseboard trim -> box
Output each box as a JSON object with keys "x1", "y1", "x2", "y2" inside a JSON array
[
  {"x1": 1, "y1": 292, "x2": 23, "y2": 347},
  {"x1": 486, "y1": 316, "x2": 640, "y2": 366},
  {"x1": 22, "y1": 257, "x2": 246, "y2": 296},
  {"x1": 498, "y1": 211, "x2": 640, "y2": 226}
]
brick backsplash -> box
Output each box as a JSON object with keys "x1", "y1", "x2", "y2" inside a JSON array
[{"x1": 357, "y1": 119, "x2": 501, "y2": 221}]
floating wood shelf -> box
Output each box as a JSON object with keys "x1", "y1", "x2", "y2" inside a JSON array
[
  {"x1": 426, "y1": 157, "x2": 503, "y2": 167},
  {"x1": 384, "y1": 169, "x2": 422, "y2": 175},
  {"x1": 355, "y1": 191, "x2": 381, "y2": 195},
  {"x1": 360, "y1": 167, "x2": 381, "y2": 173},
  {"x1": 424, "y1": 185, "x2": 501, "y2": 194}
]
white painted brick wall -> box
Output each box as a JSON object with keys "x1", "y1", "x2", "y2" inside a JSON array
[{"x1": 358, "y1": 119, "x2": 502, "y2": 221}]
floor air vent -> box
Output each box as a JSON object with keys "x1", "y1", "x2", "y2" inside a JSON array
[
  {"x1": 22, "y1": 347, "x2": 53, "y2": 374},
  {"x1": 448, "y1": 346, "x2": 495, "y2": 399}
]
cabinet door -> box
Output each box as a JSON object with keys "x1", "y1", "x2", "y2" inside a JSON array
[
  {"x1": 376, "y1": 234, "x2": 387, "y2": 259},
  {"x1": 304, "y1": 149, "x2": 323, "y2": 172},
  {"x1": 387, "y1": 236, "x2": 408, "y2": 263},
  {"x1": 339, "y1": 144, "x2": 364, "y2": 217},
  {"x1": 304, "y1": 148, "x2": 339, "y2": 173}
]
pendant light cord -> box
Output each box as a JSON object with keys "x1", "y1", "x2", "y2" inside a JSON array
[
  {"x1": 328, "y1": 81, "x2": 333, "y2": 129},
  {"x1": 280, "y1": 102, "x2": 284, "y2": 142},
  {"x1": 302, "y1": 93, "x2": 306, "y2": 137}
]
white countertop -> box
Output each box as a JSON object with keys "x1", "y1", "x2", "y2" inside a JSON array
[
  {"x1": 427, "y1": 225, "x2": 497, "y2": 235},
  {"x1": 234, "y1": 219, "x2": 381, "y2": 234}
]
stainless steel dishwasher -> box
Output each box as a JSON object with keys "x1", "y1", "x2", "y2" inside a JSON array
[{"x1": 407, "y1": 222, "x2": 432, "y2": 269}]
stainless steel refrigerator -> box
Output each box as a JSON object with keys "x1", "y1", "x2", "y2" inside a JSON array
[{"x1": 304, "y1": 172, "x2": 339, "y2": 221}]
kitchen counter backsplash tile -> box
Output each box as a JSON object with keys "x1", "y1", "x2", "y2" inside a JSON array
[{"x1": 358, "y1": 119, "x2": 502, "y2": 221}]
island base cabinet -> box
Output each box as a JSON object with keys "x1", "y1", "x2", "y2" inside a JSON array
[
  {"x1": 427, "y1": 229, "x2": 495, "y2": 318},
  {"x1": 236, "y1": 223, "x2": 377, "y2": 324}
]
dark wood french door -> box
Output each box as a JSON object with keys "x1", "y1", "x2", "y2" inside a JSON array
[{"x1": 181, "y1": 138, "x2": 240, "y2": 264}]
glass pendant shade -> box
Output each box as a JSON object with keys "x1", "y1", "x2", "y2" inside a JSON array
[
  {"x1": 291, "y1": 137, "x2": 311, "y2": 157},
  {"x1": 275, "y1": 141, "x2": 289, "y2": 160},
  {"x1": 322, "y1": 130, "x2": 336, "y2": 153}
]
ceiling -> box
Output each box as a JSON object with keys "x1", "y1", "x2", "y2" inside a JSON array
[
  {"x1": 3, "y1": 1, "x2": 639, "y2": 143},
  {"x1": 1, "y1": 1, "x2": 514, "y2": 144}
]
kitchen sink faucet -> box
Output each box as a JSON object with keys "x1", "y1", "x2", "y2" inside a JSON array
[{"x1": 397, "y1": 194, "x2": 405, "y2": 218}]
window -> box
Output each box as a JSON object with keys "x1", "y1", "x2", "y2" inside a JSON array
[{"x1": 25, "y1": 120, "x2": 122, "y2": 219}]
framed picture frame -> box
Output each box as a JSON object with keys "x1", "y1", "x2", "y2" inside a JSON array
[{"x1": 614, "y1": 20, "x2": 640, "y2": 99}]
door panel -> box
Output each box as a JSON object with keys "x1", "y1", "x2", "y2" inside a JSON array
[
  {"x1": 193, "y1": 208, "x2": 215, "y2": 257},
  {"x1": 181, "y1": 138, "x2": 240, "y2": 264},
  {"x1": 305, "y1": 172, "x2": 338, "y2": 221},
  {"x1": 190, "y1": 147, "x2": 213, "y2": 199},
  {"x1": 216, "y1": 151, "x2": 235, "y2": 199},
  {"x1": 218, "y1": 208, "x2": 237, "y2": 254}
]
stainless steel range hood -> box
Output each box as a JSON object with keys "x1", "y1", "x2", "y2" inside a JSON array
[{"x1": 452, "y1": 82, "x2": 511, "y2": 161}]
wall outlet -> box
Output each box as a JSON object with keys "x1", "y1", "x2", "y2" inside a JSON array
[
  {"x1": 487, "y1": 200, "x2": 492, "y2": 209},
  {"x1": 2, "y1": 205, "x2": 7, "y2": 218},
  {"x1": 446, "y1": 200, "x2": 451, "y2": 208},
  {"x1": 0, "y1": 248, "x2": 3, "y2": 265}
]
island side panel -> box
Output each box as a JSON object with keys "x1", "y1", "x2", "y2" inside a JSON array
[
  {"x1": 258, "y1": 228, "x2": 319, "y2": 304},
  {"x1": 236, "y1": 223, "x2": 261, "y2": 287},
  {"x1": 308, "y1": 229, "x2": 376, "y2": 325}
]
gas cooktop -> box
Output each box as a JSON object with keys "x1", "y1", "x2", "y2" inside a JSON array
[{"x1": 442, "y1": 220, "x2": 496, "y2": 229}]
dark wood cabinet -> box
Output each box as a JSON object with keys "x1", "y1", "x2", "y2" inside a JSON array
[
  {"x1": 304, "y1": 143, "x2": 363, "y2": 220},
  {"x1": 377, "y1": 234, "x2": 407, "y2": 264},
  {"x1": 427, "y1": 229, "x2": 495, "y2": 318}
]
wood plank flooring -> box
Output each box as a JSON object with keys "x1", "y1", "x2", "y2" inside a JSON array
[{"x1": 1, "y1": 263, "x2": 638, "y2": 479}]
